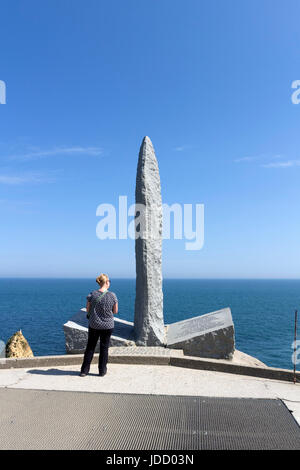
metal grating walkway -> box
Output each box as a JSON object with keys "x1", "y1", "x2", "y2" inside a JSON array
[{"x1": 0, "y1": 388, "x2": 299, "y2": 450}]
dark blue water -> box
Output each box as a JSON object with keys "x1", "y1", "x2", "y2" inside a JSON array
[{"x1": 0, "y1": 278, "x2": 299, "y2": 370}]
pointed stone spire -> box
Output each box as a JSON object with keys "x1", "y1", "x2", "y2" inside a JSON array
[{"x1": 134, "y1": 136, "x2": 164, "y2": 346}]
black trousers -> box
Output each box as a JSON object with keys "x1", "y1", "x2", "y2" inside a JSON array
[{"x1": 80, "y1": 327, "x2": 113, "y2": 375}]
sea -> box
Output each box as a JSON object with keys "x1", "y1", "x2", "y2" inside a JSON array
[{"x1": 0, "y1": 278, "x2": 299, "y2": 371}]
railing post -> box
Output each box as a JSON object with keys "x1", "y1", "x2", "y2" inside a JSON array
[{"x1": 294, "y1": 310, "x2": 298, "y2": 384}]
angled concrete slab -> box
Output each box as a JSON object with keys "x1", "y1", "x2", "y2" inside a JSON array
[
  {"x1": 166, "y1": 308, "x2": 235, "y2": 359},
  {"x1": 63, "y1": 309, "x2": 135, "y2": 354}
]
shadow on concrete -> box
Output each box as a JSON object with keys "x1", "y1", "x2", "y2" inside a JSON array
[{"x1": 27, "y1": 368, "x2": 99, "y2": 377}]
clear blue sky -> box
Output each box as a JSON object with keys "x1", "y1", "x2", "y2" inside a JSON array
[{"x1": 1, "y1": 0, "x2": 300, "y2": 278}]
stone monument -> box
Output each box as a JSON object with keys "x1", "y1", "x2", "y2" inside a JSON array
[
  {"x1": 134, "y1": 136, "x2": 165, "y2": 346},
  {"x1": 63, "y1": 136, "x2": 235, "y2": 359}
]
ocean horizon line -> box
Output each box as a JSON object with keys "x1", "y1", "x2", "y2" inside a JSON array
[{"x1": 1, "y1": 277, "x2": 300, "y2": 281}]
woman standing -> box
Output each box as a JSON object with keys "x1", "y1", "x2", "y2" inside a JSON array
[{"x1": 80, "y1": 274, "x2": 118, "y2": 377}]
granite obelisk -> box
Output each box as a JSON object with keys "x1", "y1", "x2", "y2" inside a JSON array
[
  {"x1": 63, "y1": 135, "x2": 235, "y2": 360},
  {"x1": 134, "y1": 136, "x2": 164, "y2": 346}
]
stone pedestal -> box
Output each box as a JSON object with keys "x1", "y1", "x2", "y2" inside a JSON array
[
  {"x1": 63, "y1": 309, "x2": 135, "y2": 354},
  {"x1": 166, "y1": 308, "x2": 235, "y2": 359}
]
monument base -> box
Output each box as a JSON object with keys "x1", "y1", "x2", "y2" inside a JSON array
[
  {"x1": 165, "y1": 308, "x2": 235, "y2": 360},
  {"x1": 63, "y1": 307, "x2": 235, "y2": 360},
  {"x1": 63, "y1": 309, "x2": 135, "y2": 354}
]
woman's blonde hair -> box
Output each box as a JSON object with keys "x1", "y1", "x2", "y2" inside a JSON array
[{"x1": 96, "y1": 273, "x2": 109, "y2": 287}]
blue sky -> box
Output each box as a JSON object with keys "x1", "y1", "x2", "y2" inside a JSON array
[{"x1": 1, "y1": 0, "x2": 300, "y2": 278}]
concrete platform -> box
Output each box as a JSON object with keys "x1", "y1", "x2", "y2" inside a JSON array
[
  {"x1": 0, "y1": 349, "x2": 299, "y2": 449},
  {"x1": 0, "y1": 361, "x2": 299, "y2": 423}
]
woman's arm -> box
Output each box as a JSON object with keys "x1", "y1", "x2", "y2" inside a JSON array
[
  {"x1": 86, "y1": 301, "x2": 91, "y2": 313},
  {"x1": 113, "y1": 302, "x2": 118, "y2": 315}
]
